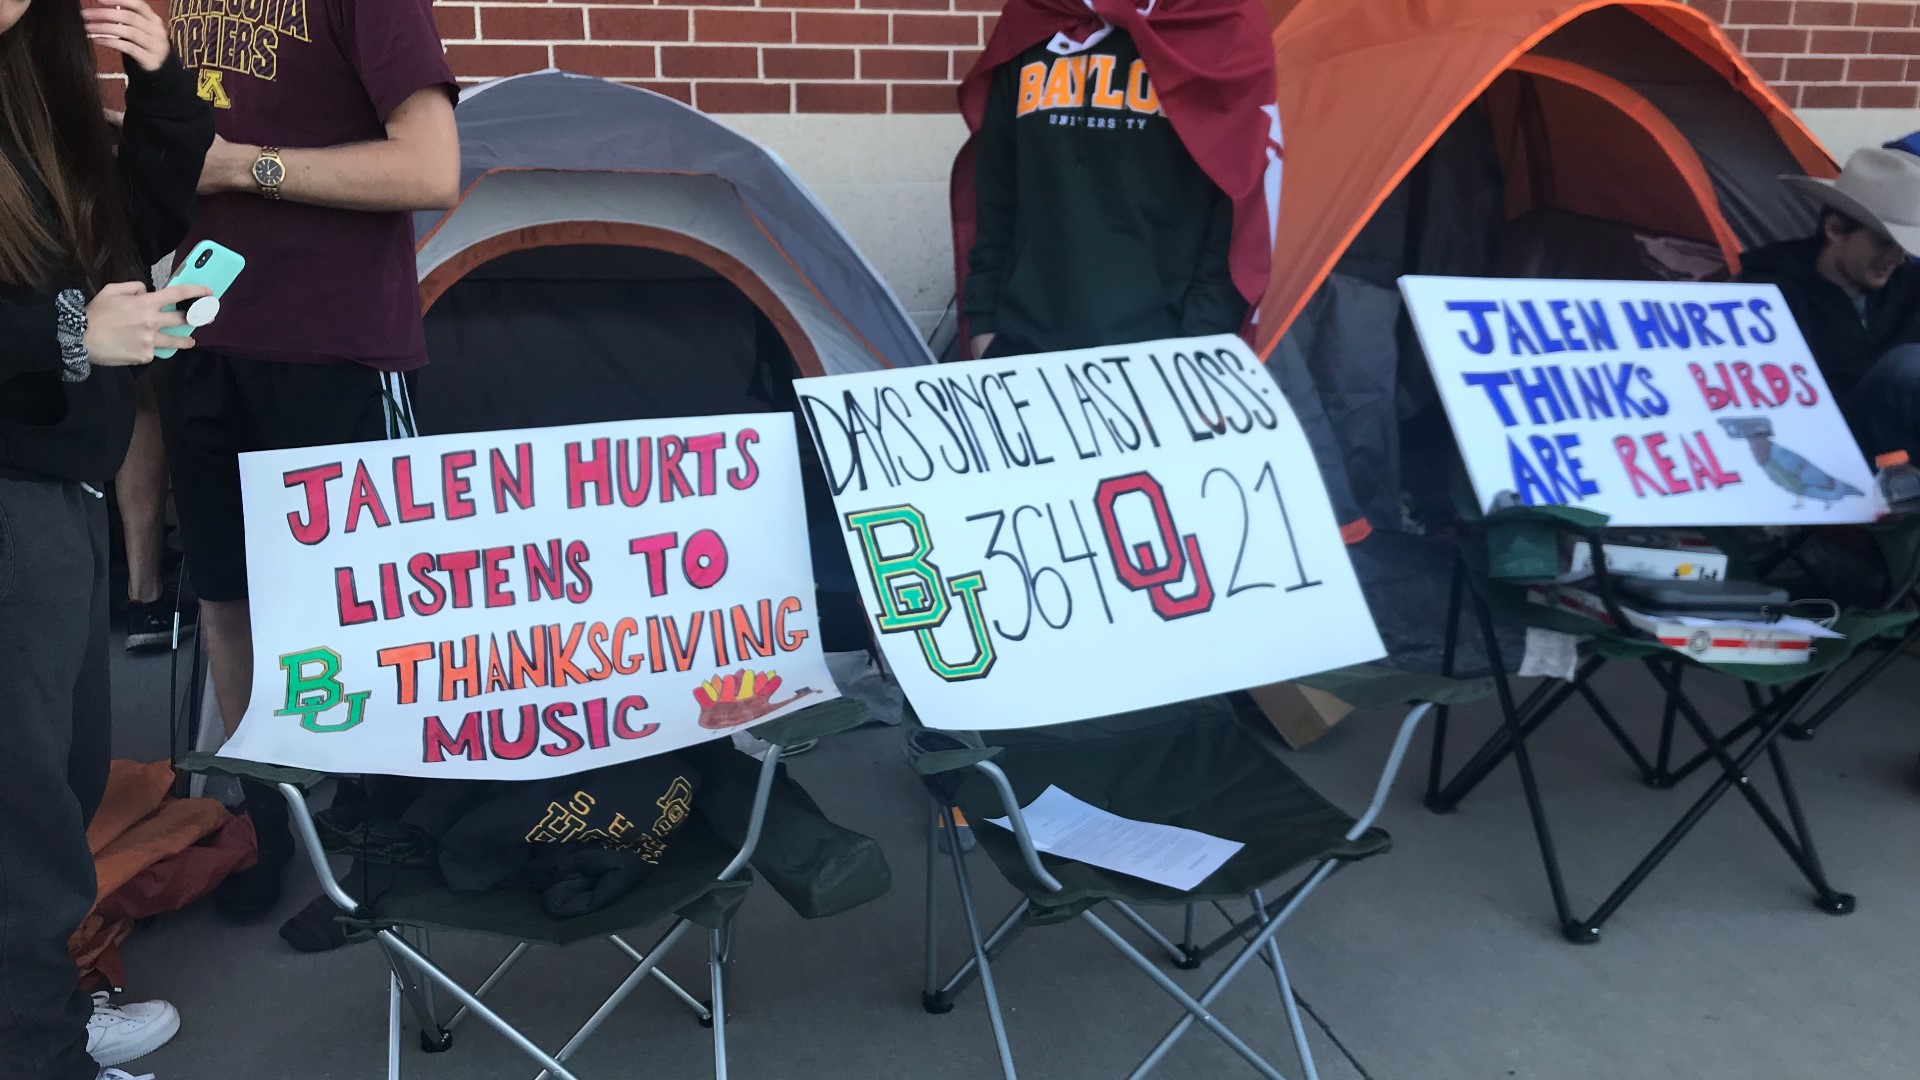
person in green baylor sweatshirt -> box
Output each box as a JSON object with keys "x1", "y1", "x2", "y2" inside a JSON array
[{"x1": 963, "y1": 28, "x2": 1248, "y2": 359}]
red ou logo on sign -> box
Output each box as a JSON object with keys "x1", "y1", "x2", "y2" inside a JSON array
[{"x1": 1092, "y1": 473, "x2": 1215, "y2": 621}]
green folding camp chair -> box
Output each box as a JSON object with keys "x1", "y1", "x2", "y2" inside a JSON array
[
  {"x1": 1424, "y1": 504, "x2": 1914, "y2": 942},
  {"x1": 906, "y1": 680, "x2": 1471, "y2": 1080},
  {"x1": 181, "y1": 698, "x2": 889, "y2": 1080}
]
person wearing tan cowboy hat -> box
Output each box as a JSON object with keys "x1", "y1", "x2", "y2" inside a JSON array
[{"x1": 1742, "y1": 146, "x2": 1920, "y2": 459}]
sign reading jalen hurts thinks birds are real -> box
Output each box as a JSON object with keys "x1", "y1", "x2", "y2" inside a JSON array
[{"x1": 1401, "y1": 276, "x2": 1878, "y2": 527}]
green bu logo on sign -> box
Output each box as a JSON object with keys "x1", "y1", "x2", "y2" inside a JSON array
[
  {"x1": 844, "y1": 505, "x2": 995, "y2": 682},
  {"x1": 275, "y1": 646, "x2": 371, "y2": 733}
]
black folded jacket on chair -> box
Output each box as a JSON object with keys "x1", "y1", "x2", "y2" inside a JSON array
[
  {"x1": 438, "y1": 754, "x2": 702, "y2": 918},
  {"x1": 523, "y1": 844, "x2": 663, "y2": 919}
]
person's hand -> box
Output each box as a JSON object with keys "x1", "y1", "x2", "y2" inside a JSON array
[
  {"x1": 84, "y1": 282, "x2": 213, "y2": 367},
  {"x1": 970, "y1": 333, "x2": 996, "y2": 360},
  {"x1": 83, "y1": 0, "x2": 173, "y2": 74},
  {"x1": 198, "y1": 136, "x2": 260, "y2": 196},
  {"x1": 103, "y1": 108, "x2": 125, "y2": 128}
]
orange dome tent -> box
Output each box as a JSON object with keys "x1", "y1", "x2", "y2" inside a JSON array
[
  {"x1": 1255, "y1": 0, "x2": 1835, "y2": 537},
  {"x1": 1258, "y1": 0, "x2": 1833, "y2": 352}
]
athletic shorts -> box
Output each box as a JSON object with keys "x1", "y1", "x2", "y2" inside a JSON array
[{"x1": 158, "y1": 350, "x2": 412, "y2": 602}]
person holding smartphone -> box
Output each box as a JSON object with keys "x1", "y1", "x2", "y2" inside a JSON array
[
  {"x1": 0, "y1": 3, "x2": 213, "y2": 1079},
  {"x1": 160, "y1": 0, "x2": 460, "y2": 928}
]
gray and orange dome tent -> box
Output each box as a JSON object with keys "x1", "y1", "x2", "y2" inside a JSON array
[
  {"x1": 1255, "y1": 0, "x2": 1837, "y2": 539},
  {"x1": 408, "y1": 69, "x2": 932, "y2": 441},
  {"x1": 405, "y1": 71, "x2": 935, "y2": 648}
]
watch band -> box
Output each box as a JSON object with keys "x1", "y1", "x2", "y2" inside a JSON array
[
  {"x1": 55, "y1": 289, "x2": 91, "y2": 384},
  {"x1": 259, "y1": 146, "x2": 283, "y2": 200}
]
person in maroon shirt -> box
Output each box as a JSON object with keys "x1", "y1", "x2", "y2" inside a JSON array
[{"x1": 159, "y1": 0, "x2": 460, "y2": 921}]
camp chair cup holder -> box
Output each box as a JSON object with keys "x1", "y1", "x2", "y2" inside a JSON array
[{"x1": 913, "y1": 701, "x2": 1433, "y2": 1080}]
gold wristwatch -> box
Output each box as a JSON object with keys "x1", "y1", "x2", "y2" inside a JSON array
[{"x1": 251, "y1": 146, "x2": 285, "y2": 200}]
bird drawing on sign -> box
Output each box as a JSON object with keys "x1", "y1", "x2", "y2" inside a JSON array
[{"x1": 1717, "y1": 417, "x2": 1862, "y2": 509}]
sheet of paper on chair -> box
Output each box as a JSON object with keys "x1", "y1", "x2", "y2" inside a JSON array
[
  {"x1": 985, "y1": 786, "x2": 1244, "y2": 892},
  {"x1": 1668, "y1": 615, "x2": 1844, "y2": 639}
]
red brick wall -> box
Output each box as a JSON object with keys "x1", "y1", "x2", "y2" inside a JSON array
[
  {"x1": 99, "y1": 0, "x2": 1920, "y2": 114},
  {"x1": 1697, "y1": 0, "x2": 1920, "y2": 108},
  {"x1": 433, "y1": 2, "x2": 993, "y2": 113}
]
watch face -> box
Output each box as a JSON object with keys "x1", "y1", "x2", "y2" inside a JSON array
[{"x1": 253, "y1": 156, "x2": 285, "y2": 187}]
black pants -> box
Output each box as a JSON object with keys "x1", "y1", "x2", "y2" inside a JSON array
[
  {"x1": 158, "y1": 349, "x2": 393, "y2": 602},
  {"x1": 0, "y1": 480, "x2": 112, "y2": 1080},
  {"x1": 1844, "y1": 343, "x2": 1920, "y2": 463}
]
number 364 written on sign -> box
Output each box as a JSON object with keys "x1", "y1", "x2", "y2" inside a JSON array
[{"x1": 842, "y1": 459, "x2": 1323, "y2": 682}]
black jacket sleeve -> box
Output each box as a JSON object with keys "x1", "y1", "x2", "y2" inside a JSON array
[
  {"x1": 963, "y1": 64, "x2": 1018, "y2": 338},
  {"x1": 119, "y1": 55, "x2": 215, "y2": 268},
  {"x1": 1178, "y1": 186, "x2": 1247, "y2": 337},
  {"x1": 0, "y1": 285, "x2": 64, "y2": 380}
]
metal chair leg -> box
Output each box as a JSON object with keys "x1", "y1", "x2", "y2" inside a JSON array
[
  {"x1": 930, "y1": 901, "x2": 1029, "y2": 1007},
  {"x1": 1653, "y1": 665, "x2": 1852, "y2": 906},
  {"x1": 375, "y1": 934, "x2": 452, "y2": 1052},
  {"x1": 1426, "y1": 556, "x2": 1467, "y2": 804},
  {"x1": 710, "y1": 927, "x2": 729, "y2": 1080},
  {"x1": 532, "y1": 919, "x2": 697, "y2": 1080},
  {"x1": 941, "y1": 804, "x2": 1019, "y2": 1080},
  {"x1": 443, "y1": 943, "x2": 531, "y2": 1034},
  {"x1": 1470, "y1": 592, "x2": 1581, "y2": 939},
  {"x1": 1766, "y1": 740, "x2": 1851, "y2": 913},
  {"x1": 1427, "y1": 660, "x2": 1595, "y2": 812},
  {"x1": 607, "y1": 935, "x2": 712, "y2": 1021},
  {"x1": 1111, "y1": 863, "x2": 1341, "y2": 1080},
  {"x1": 1110, "y1": 901, "x2": 1192, "y2": 966},
  {"x1": 1568, "y1": 664, "x2": 1854, "y2": 935},
  {"x1": 375, "y1": 931, "x2": 583, "y2": 1080},
  {"x1": 1648, "y1": 661, "x2": 1682, "y2": 786},
  {"x1": 388, "y1": 971, "x2": 403, "y2": 1080},
  {"x1": 1252, "y1": 890, "x2": 1319, "y2": 1080},
  {"x1": 924, "y1": 804, "x2": 943, "y2": 1008}
]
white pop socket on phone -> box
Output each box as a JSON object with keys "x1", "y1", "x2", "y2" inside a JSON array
[{"x1": 185, "y1": 297, "x2": 221, "y2": 327}]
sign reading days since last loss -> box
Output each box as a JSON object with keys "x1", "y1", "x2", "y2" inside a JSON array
[
  {"x1": 1401, "y1": 276, "x2": 1877, "y2": 526},
  {"x1": 797, "y1": 335, "x2": 1384, "y2": 732},
  {"x1": 221, "y1": 416, "x2": 840, "y2": 780}
]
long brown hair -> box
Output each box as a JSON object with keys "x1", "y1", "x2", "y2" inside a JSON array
[{"x1": 0, "y1": 0, "x2": 139, "y2": 292}]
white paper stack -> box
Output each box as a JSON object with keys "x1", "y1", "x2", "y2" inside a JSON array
[{"x1": 986, "y1": 786, "x2": 1243, "y2": 892}]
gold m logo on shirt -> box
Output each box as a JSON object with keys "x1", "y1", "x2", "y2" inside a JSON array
[
  {"x1": 1016, "y1": 56, "x2": 1162, "y2": 119},
  {"x1": 196, "y1": 69, "x2": 231, "y2": 109}
]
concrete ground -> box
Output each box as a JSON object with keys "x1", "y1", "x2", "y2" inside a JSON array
[{"x1": 105, "y1": 635, "x2": 1920, "y2": 1080}]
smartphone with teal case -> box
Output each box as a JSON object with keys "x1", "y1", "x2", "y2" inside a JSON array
[{"x1": 155, "y1": 240, "x2": 246, "y2": 360}]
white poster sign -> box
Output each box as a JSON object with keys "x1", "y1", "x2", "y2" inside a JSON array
[
  {"x1": 1401, "y1": 275, "x2": 1877, "y2": 526},
  {"x1": 796, "y1": 334, "x2": 1384, "y2": 731},
  {"x1": 222, "y1": 415, "x2": 840, "y2": 779}
]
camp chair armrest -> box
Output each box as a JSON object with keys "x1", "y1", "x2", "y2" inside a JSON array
[
  {"x1": 904, "y1": 725, "x2": 1002, "y2": 775},
  {"x1": 751, "y1": 696, "x2": 871, "y2": 749},
  {"x1": 279, "y1": 782, "x2": 366, "y2": 917},
  {"x1": 177, "y1": 752, "x2": 329, "y2": 791},
  {"x1": 717, "y1": 740, "x2": 787, "y2": 882},
  {"x1": 1345, "y1": 703, "x2": 1433, "y2": 841},
  {"x1": 1482, "y1": 503, "x2": 1609, "y2": 533},
  {"x1": 1298, "y1": 664, "x2": 1495, "y2": 710},
  {"x1": 971, "y1": 759, "x2": 1066, "y2": 893}
]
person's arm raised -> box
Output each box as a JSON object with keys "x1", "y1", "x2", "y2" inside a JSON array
[{"x1": 199, "y1": 87, "x2": 461, "y2": 213}]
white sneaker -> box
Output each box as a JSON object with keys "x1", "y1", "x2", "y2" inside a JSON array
[
  {"x1": 86, "y1": 992, "x2": 179, "y2": 1068},
  {"x1": 98, "y1": 1069, "x2": 155, "y2": 1080}
]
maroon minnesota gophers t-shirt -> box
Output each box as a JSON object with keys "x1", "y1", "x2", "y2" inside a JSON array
[{"x1": 169, "y1": 0, "x2": 455, "y2": 371}]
